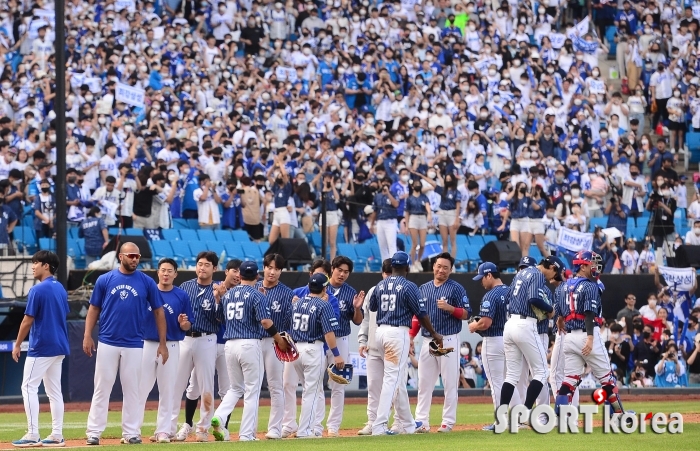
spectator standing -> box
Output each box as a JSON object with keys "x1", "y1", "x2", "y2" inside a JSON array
[
  {"x1": 193, "y1": 175, "x2": 222, "y2": 230},
  {"x1": 617, "y1": 294, "x2": 641, "y2": 334},
  {"x1": 78, "y1": 207, "x2": 109, "y2": 266},
  {"x1": 687, "y1": 334, "x2": 700, "y2": 385},
  {"x1": 0, "y1": 181, "x2": 18, "y2": 255},
  {"x1": 639, "y1": 294, "x2": 660, "y2": 321},
  {"x1": 633, "y1": 324, "x2": 662, "y2": 377},
  {"x1": 240, "y1": 176, "x2": 266, "y2": 241},
  {"x1": 33, "y1": 179, "x2": 55, "y2": 242},
  {"x1": 684, "y1": 220, "x2": 700, "y2": 245},
  {"x1": 654, "y1": 344, "x2": 687, "y2": 387},
  {"x1": 91, "y1": 176, "x2": 121, "y2": 227},
  {"x1": 115, "y1": 164, "x2": 138, "y2": 229},
  {"x1": 620, "y1": 240, "x2": 639, "y2": 274}
]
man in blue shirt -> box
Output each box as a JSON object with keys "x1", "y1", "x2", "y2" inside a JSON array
[
  {"x1": 84, "y1": 242, "x2": 168, "y2": 445},
  {"x1": 11, "y1": 251, "x2": 70, "y2": 448}
]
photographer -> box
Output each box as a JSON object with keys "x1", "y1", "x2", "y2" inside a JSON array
[
  {"x1": 646, "y1": 182, "x2": 677, "y2": 266},
  {"x1": 633, "y1": 324, "x2": 661, "y2": 377},
  {"x1": 654, "y1": 343, "x2": 687, "y2": 387},
  {"x1": 630, "y1": 360, "x2": 654, "y2": 387},
  {"x1": 605, "y1": 193, "x2": 629, "y2": 235},
  {"x1": 605, "y1": 323, "x2": 633, "y2": 381}
]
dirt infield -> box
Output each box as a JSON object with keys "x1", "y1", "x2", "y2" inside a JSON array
[{"x1": 2, "y1": 394, "x2": 700, "y2": 414}]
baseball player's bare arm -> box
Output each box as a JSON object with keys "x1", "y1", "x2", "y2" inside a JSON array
[
  {"x1": 261, "y1": 318, "x2": 289, "y2": 351},
  {"x1": 178, "y1": 314, "x2": 191, "y2": 331},
  {"x1": 416, "y1": 314, "x2": 443, "y2": 347},
  {"x1": 12, "y1": 314, "x2": 34, "y2": 362},
  {"x1": 437, "y1": 298, "x2": 469, "y2": 320},
  {"x1": 351, "y1": 291, "x2": 365, "y2": 325},
  {"x1": 152, "y1": 307, "x2": 169, "y2": 364},
  {"x1": 324, "y1": 331, "x2": 345, "y2": 368},
  {"x1": 83, "y1": 305, "x2": 101, "y2": 357},
  {"x1": 556, "y1": 316, "x2": 565, "y2": 332},
  {"x1": 468, "y1": 316, "x2": 492, "y2": 333}
]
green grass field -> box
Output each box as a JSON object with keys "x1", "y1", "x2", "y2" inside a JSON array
[{"x1": 1, "y1": 401, "x2": 698, "y2": 450}]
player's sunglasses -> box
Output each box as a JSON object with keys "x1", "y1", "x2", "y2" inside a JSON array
[{"x1": 120, "y1": 253, "x2": 141, "y2": 260}]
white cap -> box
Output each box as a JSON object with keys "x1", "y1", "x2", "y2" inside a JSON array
[{"x1": 364, "y1": 206, "x2": 374, "y2": 215}]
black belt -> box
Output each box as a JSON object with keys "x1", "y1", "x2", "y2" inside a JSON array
[{"x1": 185, "y1": 330, "x2": 211, "y2": 338}]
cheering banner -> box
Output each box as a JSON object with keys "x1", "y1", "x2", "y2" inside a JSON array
[
  {"x1": 658, "y1": 265, "x2": 696, "y2": 292},
  {"x1": 556, "y1": 228, "x2": 593, "y2": 253},
  {"x1": 116, "y1": 83, "x2": 146, "y2": 107}
]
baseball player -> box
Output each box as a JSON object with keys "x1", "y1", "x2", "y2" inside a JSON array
[
  {"x1": 468, "y1": 262, "x2": 517, "y2": 431},
  {"x1": 181, "y1": 259, "x2": 242, "y2": 437},
  {"x1": 84, "y1": 243, "x2": 168, "y2": 445},
  {"x1": 414, "y1": 252, "x2": 470, "y2": 433},
  {"x1": 255, "y1": 254, "x2": 294, "y2": 440},
  {"x1": 289, "y1": 273, "x2": 344, "y2": 439},
  {"x1": 369, "y1": 251, "x2": 443, "y2": 436},
  {"x1": 281, "y1": 259, "x2": 341, "y2": 438},
  {"x1": 172, "y1": 251, "x2": 225, "y2": 442},
  {"x1": 139, "y1": 258, "x2": 193, "y2": 443},
  {"x1": 549, "y1": 270, "x2": 580, "y2": 407},
  {"x1": 554, "y1": 252, "x2": 628, "y2": 419},
  {"x1": 210, "y1": 261, "x2": 289, "y2": 442},
  {"x1": 11, "y1": 251, "x2": 69, "y2": 448},
  {"x1": 498, "y1": 255, "x2": 563, "y2": 424},
  {"x1": 325, "y1": 256, "x2": 365, "y2": 436}
]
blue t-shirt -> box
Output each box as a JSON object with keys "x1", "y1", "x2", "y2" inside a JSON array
[
  {"x1": 89, "y1": 269, "x2": 164, "y2": 348},
  {"x1": 438, "y1": 188, "x2": 462, "y2": 211},
  {"x1": 79, "y1": 217, "x2": 106, "y2": 256},
  {"x1": 144, "y1": 286, "x2": 193, "y2": 341},
  {"x1": 273, "y1": 181, "x2": 292, "y2": 208},
  {"x1": 25, "y1": 276, "x2": 70, "y2": 357},
  {"x1": 0, "y1": 205, "x2": 17, "y2": 245},
  {"x1": 405, "y1": 194, "x2": 429, "y2": 215}
]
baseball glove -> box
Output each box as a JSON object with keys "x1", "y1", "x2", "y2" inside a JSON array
[
  {"x1": 327, "y1": 363, "x2": 353, "y2": 384},
  {"x1": 428, "y1": 340, "x2": 454, "y2": 357},
  {"x1": 274, "y1": 332, "x2": 299, "y2": 362},
  {"x1": 468, "y1": 315, "x2": 484, "y2": 337},
  {"x1": 532, "y1": 305, "x2": 548, "y2": 321}
]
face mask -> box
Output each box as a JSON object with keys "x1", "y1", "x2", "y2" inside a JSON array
[
  {"x1": 674, "y1": 91, "x2": 681, "y2": 98},
  {"x1": 341, "y1": 160, "x2": 350, "y2": 169},
  {"x1": 564, "y1": 194, "x2": 572, "y2": 202},
  {"x1": 600, "y1": 132, "x2": 608, "y2": 139},
  {"x1": 553, "y1": 100, "x2": 562, "y2": 107},
  {"x1": 574, "y1": 99, "x2": 582, "y2": 106},
  {"x1": 643, "y1": 331, "x2": 651, "y2": 339},
  {"x1": 546, "y1": 211, "x2": 555, "y2": 218},
  {"x1": 400, "y1": 174, "x2": 410, "y2": 183},
  {"x1": 648, "y1": 300, "x2": 657, "y2": 308},
  {"x1": 41, "y1": 187, "x2": 50, "y2": 193},
  {"x1": 460, "y1": 347, "x2": 469, "y2": 356},
  {"x1": 428, "y1": 171, "x2": 437, "y2": 179}
]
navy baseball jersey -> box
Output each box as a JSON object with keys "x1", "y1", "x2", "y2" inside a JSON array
[
  {"x1": 555, "y1": 277, "x2": 601, "y2": 332},
  {"x1": 223, "y1": 284, "x2": 270, "y2": 340},
  {"x1": 89, "y1": 270, "x2": 163, "y2": 348},
  {"x1": 180, "y1": 279, "x2": 225, "y2": 334},
  {"x1": 25, "y1": 276, "x2": 70, "y2": 357},
  {"x1": 144, "y1": 287, "x2": 193, "y2": 342},
  {"x1": 479, "y1": 285, "x2": 509, "y2": 338},
  {"x1": 418, "y1": 279, "x2": 470, "y2": 337},
  {"x1": 438, "y1": 188, "x2": 462, "y2": 211},
  {"x1": 507, "y1": 266, "x2": 552, "y2": 319},
  {"x1": 373, "y1": 192, "x2": 398, "y2": 220},
  {"x1": 329, "y1": 282, "x2": 359, "y2": 338},
  {"x1": 290, "y1": 295, "x2": 339, "y2": 343},
  {"x1": 255, "y1": 281, "x2": 294, "y2": 332},
  {"x1": 369, "y1": 276, "x2": 425, "y2": 327},
  {"x1": 293, "y1": 285, "x2": 341, "y2": 319},
  {"x1": 405, "y1": 194, "x2": 430, "y2": 215},
  {"x1": 551, "y1": 282, "x2": 567, "y2": 333},
  {"x1": 217, "y1": 323, "x2": 226, "y2": 344}
]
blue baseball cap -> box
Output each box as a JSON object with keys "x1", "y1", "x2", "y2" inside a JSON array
[
  {"x1": 473, "y1": 262, "x2": 498, "y2": 280},
  {"x1": 391, "y1": 251, "x2": 410, "y2": 267},
  {"x1": 544, "y1": 255, "x2": 565, "y2": 274},
  {"x1": 519, "y1": 256, "x2": 536, "y2": 268},
  {"x1": 240, "y1": 261, "x2": 259, "y2": 279},
  {"x1": 308, "y1": 273, "x2": 329, "y2": 291}
]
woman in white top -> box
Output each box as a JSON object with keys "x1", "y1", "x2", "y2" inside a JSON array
[
  {"x1": 626, "y1": 87, "x2": 647, "y2": 135},
  {"x1": 666, "y1": 86, "x2": 686, "y2": 153},
  {"x1": 686, "y1": 192, "x2": 700, "y2": 227},
  {"x1": 620, "y1": 239, "x2": 640, "y2": 275}
]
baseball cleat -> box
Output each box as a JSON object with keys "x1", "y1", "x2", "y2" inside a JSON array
[
  {"x1": 120, "y1": 436, "x2": 142, "y2": 444},
  {"x1": 280, "y1": 429, "x2": 296, "y2": 438},
  {"x1": 86, "y1": 436, "x2": 100, "y2": 446},
  {"x1": 239, "y1": 436, "x2": 260, "y2": 441},
  {"x1": 357, "y1": 424, "x2": 372, "y2": 436},
  {"x1": 384, "y1": 430, "x2": 399, "y2": 436},
  {"x1": 148, "y1": 436, "x2": 157, "y2": 443},
  {"x1": 482, "y1": 423, "x2": 496, "y2": 431},
  {"x1": 41, "y1": 435, "x2": 66, "y2": 447},
  {"x1": 12, "y1": 434, "x2": 41, "y2": 448},
  {"x1": 195, "y1": 431, "x2": 209, "y2": 442},
  {"x1": 211, "y1": 416, "x2": 227, "y2": 442},
  {"x1": 265, "y1": 431, "x2": 281, "y2": 440},
  {"x1": 174, "y1": 424, "x2": 192, "y2": 441},
  {"x1": 437, "y1": 424, "x2": 452, "y2": 433},
  {"x1": 415, "y1": 422, "x2": 430, "y2": 433},
  {"x1": 327, "y1": 429, "x2": 340, "y2": 437},
  {"x1": 156, "y1": 433, "x2": 170, "y2": 443}
]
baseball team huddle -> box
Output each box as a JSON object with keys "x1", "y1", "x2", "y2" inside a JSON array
[{"x1": 11, "y1": 242, "x2": 629, "y2": 447}]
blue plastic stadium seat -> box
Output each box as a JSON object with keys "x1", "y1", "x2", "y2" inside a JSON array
[
  {"x1": 39, "y1": 238, "x2": 56, "y2": 251},
  {"x1": 355, "y1": 243, "x2": 374, "y2": 262},
  {"x1": 186, "y1": 219, "x2": 200, "y2": 229},
  {"x1": 108, "y1": 227, "x2": 120, "y2": 236},
  {"x1": 198, "y1": 229, "x2": 216, "y2": 242},
  {"x1": 151, "y1": 241, "x2": 173, "y2": 260},
  {"x1": 337, "y1": 243, "x2": 357, "y2": 260},
  {"x1": 241, "y1": 242, "x2": 262, "y2": 259},
  {"x1": 232, "y1": 230, "x2": 251, "y2": 242},
  {"x1": 172, "y1": 219, "x2": 188, "y2": 229},
  {"x1": 589, "y1": 217, "x2": 607, "y2": 232},
  {"x1": 179, "y1": 229, "x2": 199, "y2": 242},
  {"x1": 189, "y1": 241, "x2": 208, "y2": 257},
  {"x1": 483, "y1": 235, "x2": 497, "y2": 243},
  {"x1": 214, "y1": 230, "x2": 233, "y2": 242},
  {"x1": 68, "y1": 227, "x2": 80, "y2": 239},
  {"x1": 207, "y1": 241, "x2": 225, "y2": 256},
  {"x1": 162, "y1": 229, "x2": 180, "y2": 241},
  {"x1": 469, "y1": 235, "x2": 485, "y2": 245},
  {"x1": 224, "y1": 242, "x2": 243, "y2": 259},
  {"x1": 124, "y1": 228, "x2": 143, "y2": 236},
  {"x1": 259, "y1": 242, "x2": 270, "y2": 255}
]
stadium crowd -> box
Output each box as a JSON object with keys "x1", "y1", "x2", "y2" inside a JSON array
[{"x1": 0, "y1": 0, "x2": 698, "y2": 273}]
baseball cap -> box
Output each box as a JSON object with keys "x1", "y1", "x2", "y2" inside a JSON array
[
  {"x1": 544, "y1": 255, "x2": 565, "y2": 275},
  {"x1": 239, "y1": 261, "x2": 259, "y2": 279},
  {"x1": 308, "y1": 273, "x2": 329, "y2": 291},
  {"x1": 391, "y1": 251, "x2": 410, "y2": 267},
  {"x1": 473, "y1": 262, "x2": 498, "y2": 280},
  {"x1": 519, "y1": 256, "x2": 536, "y2": 269}
]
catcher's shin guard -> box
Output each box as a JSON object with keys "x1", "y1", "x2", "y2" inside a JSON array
[
  {"x1": 603, "y1": 384, "x2": 624, "y2": 415},
  {"x1": 554, "y1": 395, "x2": 570, "y2": 416}
]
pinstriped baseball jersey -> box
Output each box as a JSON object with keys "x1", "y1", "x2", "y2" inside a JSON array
[
  {"x1": 179, "y1": 279, "x2": 225, "y2": 334},
  {"x1": 555, "y1": 277, "x2": 601, "y2": 332},
  {"x1": 290, "y1": 295, "x2": 339, "y2": 343},
  {"x1": 369, "y1": 275, "x2": 425, "y2": 327},
  {"x1": 255, "y1": 281, "x2": 294, "y2": 332},
  {"x1": 479, "y1": 285, "x2": 509, "y2": 337},
  {"x1": 222, "y1": 284, "x2": 270, "y2": 340},
  {"x1": 293, "y1": 285, "x2": 341, "y2": 319},
  {"x1": 537, "y1": 318, "x2": 549, "y2": 335},
  {"x1": 507, "y1": 266, "x2": 552, "y2": 318},
  {"x1": 551, "y1": 283, "x2": 567, "y2": 334},
  {"x1": 329, "y1": 282, "x2": 358, "y2": 338},
  {"x1": 418, "y1": 279, "x2": 470, "y2": 337}
]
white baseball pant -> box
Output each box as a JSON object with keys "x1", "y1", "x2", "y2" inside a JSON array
[
  {"x1": 291, "y1": 342, "x2": 326, "y2": 438},
  {"x1": 281, "y1": 362, "x2": 299, "y2": 435},
  {"x1": 325, "y1": 335, "x2": 349, "y2": 431},
  {"x1": 481, "y1": 336, "x2": 521, "y2": 413},
  {"x1": 503, "y1": 317, "x2": 548, "y2": 387},
  {"x1": 550, "y1": 332, "x2": 579, "y2": 406},
  {"x1": 261, "y1": 336, "x2": 285, "y2": 436},
  {"x1": 415, "y1": 334, "x2": 460, "y2": 428},
  {"x1": 86, "y1": 342, "x2": 143, "y2": 439},
  {"x1": 185, "y1": 343, "x2": 230, "y2": 399},
  {"x1": 170, "y1": 335, "x2": 217, "y2": 433},
  {"x1": 563, "y1": 329, "x2": 615, "y2": 383},
  {"x1": 372, "y1": 325, "x2": 416, "y2": 435},
  {"x1": 139, "y1": 341, "x2": 180, "y2": 436},
  {"x1": 376, "y1": 219, "x2": 397, "y2": 261},
  {"x1": 21, "y1": 355, "x2": 65, "y2": 438},
  {"x1": 364, "y1": 350, "x2": 409, "y2": 427},
  {"x1": 515, "y1": 333, "x2": 550, "y2": 406},
  {"x1": 213, "y1": 339, "x2": 264, "y2": 441}
]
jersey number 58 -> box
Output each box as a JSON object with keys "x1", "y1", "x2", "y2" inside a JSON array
[
  {"x1": 293, "y1": 313, "x2": 310, "y2": 331},
  {"x1": 380, "y1": 294, "x2": 397, "y2": 311}
]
